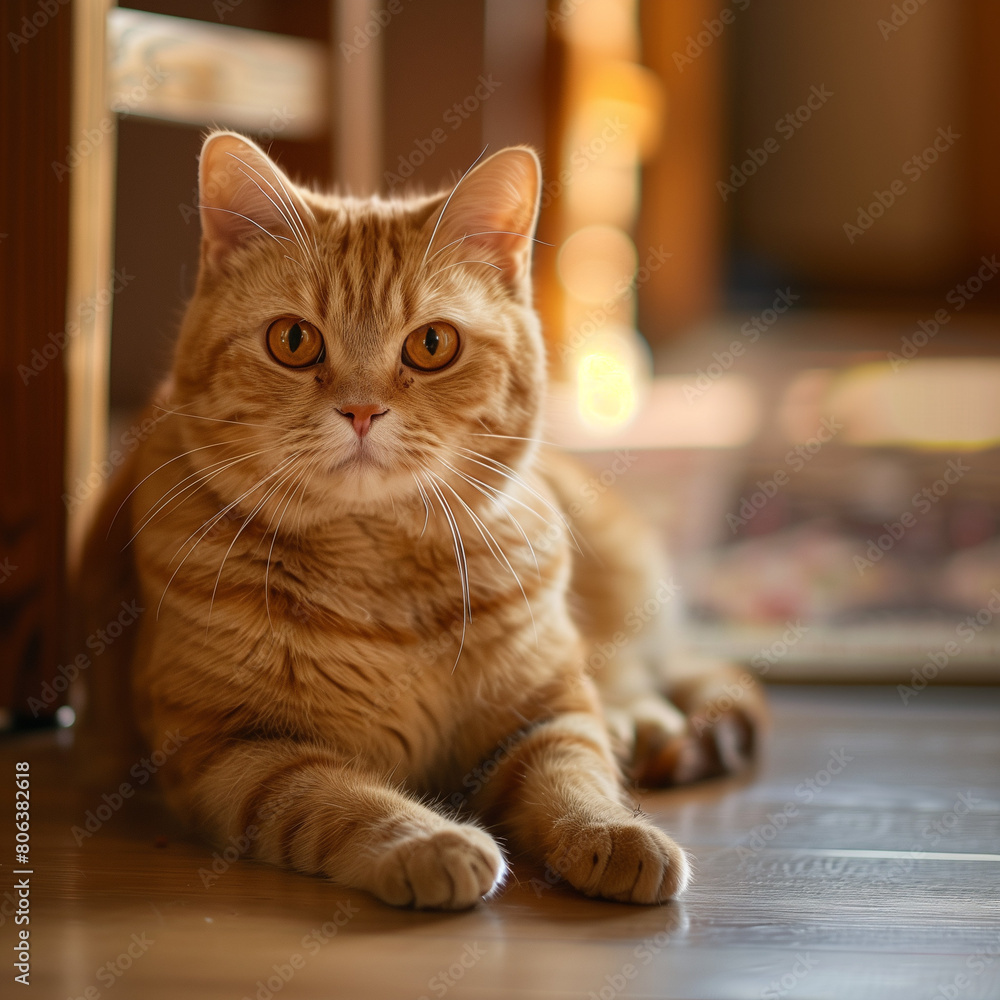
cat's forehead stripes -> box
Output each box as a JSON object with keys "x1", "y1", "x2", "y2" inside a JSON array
[{"x1": 301, "y1": 201, "x2": 429, "y2": 344}]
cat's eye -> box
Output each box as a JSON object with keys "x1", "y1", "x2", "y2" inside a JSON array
[
  {"x1": 266, "y1": 318, "x2": 325, "y2": 368},
  {"x1": 402, "y1": 322, "x2": 460, "y2": 372}
]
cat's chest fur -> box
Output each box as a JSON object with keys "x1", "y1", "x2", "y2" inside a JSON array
[{"x1": 131, "y1": 438, "x2": 580, "y2": 791}]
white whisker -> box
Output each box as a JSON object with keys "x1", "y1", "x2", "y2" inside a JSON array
[
  {"x1": 268, "y1": 161, "x2": 317, "y2": 248},
  {"x1": 438, "y1": 458, "x2": 540, "y2": 578},
  {"x1": 428, "y1": 259, "x2": 503, "y2": 280},
  {"x1": 130, "y1": 448, "x2": 272, "y2": 545},
  {"x1": 151, "y1": 404, "x2": 279, "y2": 431},
  {"x1": 257, "y1": 459, "x2": 313, "y2": 633},
  {"x1": 207, "y1": 457, "x2": 303, "y2": 633},
  {"x1": 420, "y1": 145, "x2": 490, "y2": 268},
  {"x1": 108, "y1": 439, "x2": 234, "y2": 539},
  {"x1": 422, "y1": 472, "x2": 470, "y2": 673},
  {"x1": 156, "y1": 452, "x2": 301, "y2": 620},
  {"x1": 470, "y1": 430, "x2": 561, "y2": 448},
  {"x1": 226, "y1": 153, "x2": 308, "y2": 251},
  {"x1": 428, "y1": 469, "x2": 537, "y2": 647},
  {"x1": 198, "y1": 204, "x2": 296, "y2": 249},
  {"x1": 456, "y1": 447, "x2": 577, "y2": 550},
  {"x1": 425, "y1": 229, "x2": 553, "y2": 266},
  {"x1": 292, "y1": 454, "x2": 324, "y2": 538},
  {"x1": 411, "y1": 474, "x2": 431, "y2": 538}
]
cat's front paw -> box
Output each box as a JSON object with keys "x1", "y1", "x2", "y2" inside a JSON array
[
  {"x1": 547, "y1": 817, "x2": 690, "y2": 904},
  {"x1": 371, "y1": 825, "x2": 507, "y2": 909}
]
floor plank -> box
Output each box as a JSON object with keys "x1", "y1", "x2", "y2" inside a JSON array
[{"x1": 1, "y1": 685, "x2": 998, "y2": 999}]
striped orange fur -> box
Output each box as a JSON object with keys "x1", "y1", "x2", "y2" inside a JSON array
[{"x1": 75, "y1": 133, "x2": 765, "y2": 908}]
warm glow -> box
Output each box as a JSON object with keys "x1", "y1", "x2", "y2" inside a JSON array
[
  {"x1": 829, "y1": 359, "x2": 1000, "y2": 449},
  {"x1": 563, "y1": 162, "x2": 639, "y2": 231},
  {"x1": 577, "y1": 351, "x2": 638, "y2": 428},
  {"x1": 560, "y1": 0, "x2": 638, "y2": 56},
  {"x1": 572, "y1": 326, "x2": 651, "y2": 431},
  {"x1": 548, "y1": 373, "x2": 761, "y2": 450},
  {"x1": 558, "y1": 225, "x2": 638, "y2": 303},
  {"x1": 577, "y1": 61, "x2": 665, "y2": 158},
  {"x1": 777, "y1": 368, "x2": 838, "y2": 442}
]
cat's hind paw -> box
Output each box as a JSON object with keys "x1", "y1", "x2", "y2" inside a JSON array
[
  {"x1": 548, "y1": 816, "x2": 690, "y2": 904},
  {"x1": 371, "y1": 825, "x2": 507, "y2": 909},
  {"x1": 628, "y1": 668, "x2": 767, "y2": 787}
]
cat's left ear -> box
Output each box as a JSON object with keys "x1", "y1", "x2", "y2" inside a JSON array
[
  {"x1": 422, "y1": 147, "x2": 541, "y2": 298},
  {"x1": 198, "y1": 130, "x2": 312, "y2": 271}
]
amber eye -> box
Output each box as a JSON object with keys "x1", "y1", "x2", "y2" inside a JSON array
[
  {"x1": 266, "y1": 318, "x2": 325, "y2": 368},
  {"x1": 402, "y1": 322, "x2": 460, "y2": 371}
]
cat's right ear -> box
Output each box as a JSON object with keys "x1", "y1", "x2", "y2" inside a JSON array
[{"x1": 198, "y1": 131, "x2": 312, "y2": 271}]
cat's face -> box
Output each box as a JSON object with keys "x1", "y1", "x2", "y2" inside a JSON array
[{"x1": 169, "y1": 133, "x2": 544, "y2": 523}]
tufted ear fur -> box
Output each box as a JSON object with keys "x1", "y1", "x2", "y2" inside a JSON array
[
  {"x1": 198, "y1": 131, "x2": 312, "y2": 271},
  {"x1": 422, "y1": 147, "x2": 542, "y2": 298}
]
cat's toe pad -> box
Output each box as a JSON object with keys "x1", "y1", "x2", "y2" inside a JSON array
[
  {"x1": 373, "y1": 825, "x2": 506, "y2": 909},
  {"x1": 549, "y1": 818, "x2": 689, "y2": 904}
]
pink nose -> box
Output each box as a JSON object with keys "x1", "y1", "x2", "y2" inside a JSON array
[{"x1": 337, "y1": 403, "x2": 388, "y2": 438}]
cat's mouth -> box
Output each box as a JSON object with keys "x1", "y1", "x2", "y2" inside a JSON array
[{"x1": 330, "y1": 445, "x2": 388, "y2": 474}]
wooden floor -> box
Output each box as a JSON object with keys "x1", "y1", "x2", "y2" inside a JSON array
[{"x1": 2, "y1": 685, "x2": 999, "y2": 999}]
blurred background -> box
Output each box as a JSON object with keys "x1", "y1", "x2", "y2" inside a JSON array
[{"x1": 5, "y1": 0, "x2": 1000, "y2": 726}]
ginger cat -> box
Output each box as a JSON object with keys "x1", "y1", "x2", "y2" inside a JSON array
[{"x1": 75, "y1": 132, "x2": 764, "y2": 909}]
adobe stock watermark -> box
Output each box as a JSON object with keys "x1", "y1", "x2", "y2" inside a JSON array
[
  {"x1": 532, "y1": 450, "x2": 639, "y2": 555},
  {"x1": 27, "y1": 599, "x2": 144, "y2": 718},
  {"x1": 854, "y1": 458, "x2": 971, "y2": 575},
  {"x1": 64, "y1": 412, "x2": 168, "y2": 512},
  {"x1": 718, "y1": 84, "x2": 833, "y2": 201},
  {"x1": 888, "y1": 254, "x2": 1000, "y2": 371},
  {"x1": 213, "y1": 0, "x2": 245, "y2": 20},
  {"x1": 761, "y1": 954, "x2": 820, "y2": 1000},
  {"x1": 558, "y1": 244, "x2": 671, "y2": 363},
  {"x1": 199, "y1": 787, "x2": 298, "y2": 887},
  {"x1": 867, "y1": 790, "x2": 986, "y2": 888},
  {"x1": 52, "y1": 65, "x2": 169, "y2": 181},
  {"x1": 546, "y1": 0, "x2": 591, "y2": 29},
  {"x1": 72, "y1": 930, "x2": 156, "y2": 999},
  {"x1": 585, "y1": 917, "x2": 686, "y2": 1000},
  {"x1": 529, "y1": 838, "x2": 588, "y2": 897},
  {"x1": 445, "y1": 733, "x2": 524, "y2": 811},
  {"x1": 416, "y1": 942, "x2": 486, "y2": 1000},
  {"x1": 71, "y1": 731, "x2": 188, "y2": 845},
  {"x1": 339, "y1": 0, "x2": 412, "y2": 62},
  {"x1": 384, "y1": 75, "x2": 502, "y2": 188},
  {"x1": 725, "y1": 417, "x2": 842, "y2": 533},
  {"x1": 878, "y1": 0, "x2": 932, "y2": 40},
  {"x1": 356, "y1": 605, "x2": 466, "y2": 725},
  {"x1": 683, "y1": 287, "x2": 799, "y2": 401},
  {"x1": 577, "y1": 578, "x2": 682, "y2": 687},
  {"x1": 750, "y1": 620, "x2": 812, "y2": 676},
  {"x1": 735, "y1": 747, "x2": 854, "y2": 860},
  {"x1": 898, "y1": 588, "x2": 1000, "y2": 704},
  {"x1": 7, "y1": 0, "x2": 69, "y2": 53},
  {"x1": 541, "y1": 116, "x2": 630, "y2": 211},
  {"x1": 240, "y1": 901, "x2": 360, "y2": 1000},
  {"x1": 18, "y1": 267, "x2": 135, "y2": 384},
  {"x1": 672, "y1": 0, "x2": 751, "y2": 73},
  {"x1": 177, "y1": 107, "x2": 298, "y2": 224},
  {"x1": 688, "y1": 667, "x2": 760, "y2": 737},
  {"x1": 843, "y1": 126, "x2": 960, "y2": 243},
  {"x1": 0, "y1": 558, "x2": 18, "y2": 585},
  {"x1": 931, "y1": 936, "x2": 999, "y2": 1000},
  {"x1": 691, "y1": 621, "x2": 810, "y2": 737}
]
